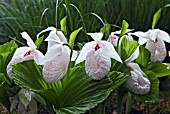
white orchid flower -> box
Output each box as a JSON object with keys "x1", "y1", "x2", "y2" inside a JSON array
[
  {"x1": 125, "y1": 62, "x2": 150, "y2": 95},
  {"x1": 107, "y1": 33, "x2": 119, "y2": 47},
  {"x1": 7, "y1": 32, "x2": 44, "y2": 79},
  {"x1": 76, "y1": 33, "x2": 122, "y2": 80},
  {"x1": 38, "y1": 27, "x2": 77, "y2": 83},
  {"x1": 132, "y1": 29, "x2": 170, "y2": 61},
  {"x1": 123, "y1": 46, "x2": 150, "y2": 95},
  {"x1": 108, "y1": 29, "x2": 134, "y2": 47}
]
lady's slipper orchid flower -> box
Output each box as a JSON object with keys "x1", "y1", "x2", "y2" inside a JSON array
[
  {"x1": 132, "y1": 29, "x2": 170, "y2": 61},
  {"x1": 125, "y1": 62, "x2": 150, "y2": 95},
  {"x1": 76, "y1": 33, "x2": 122, "y2": 80},
  {"x1": 7, "y1": 32, "x2": 44, "y2": 79},
  {"x1": 42, "y1": 42, "x2": 70, "y2": 83},
  {"x1": 37, "y1": 27, "x2": 77, "y2": 83},
  {"x1": 107, "y1": 33, "x2": 119, "y2": 47},
  {"x1": 124, "y1": 46, "x2": 150, "y2": 95},
  {"x1": 108, "y1": 29, "x2": 134, "y2": 47}
]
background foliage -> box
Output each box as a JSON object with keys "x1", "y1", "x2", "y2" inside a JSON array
[{"x1": 0, "y1": 0, "x2": 169, "y2": 45}]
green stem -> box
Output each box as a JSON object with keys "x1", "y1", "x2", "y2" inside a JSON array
[
  {"x1": 125, "y1": 92, "x2": 134, "y2": 114},
  {"x1": 117, "y1": 86, "x2": 125, "y2": 114},
  {"x1": 55, "y1": 0, "x2": 59, "y2": 28}
]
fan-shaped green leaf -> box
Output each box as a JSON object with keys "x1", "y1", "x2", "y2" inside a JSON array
[
  {"x1": 12, "y1": 60, "x2": 116, "y2": 114},
  {"x1": 148, "y1": 62, "x2": 170, "y2": 77}
]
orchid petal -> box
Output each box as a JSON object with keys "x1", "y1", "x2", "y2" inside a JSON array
[
  {"x1": 44, "y1": 30, "x2": 61, "y2": 42},
  {"x1": 42, "y1": 44, "x2": 60, "y2": 64},
  {"x1": 145, "y1": 38, "x2": 167, "y2": 62},
  {"x1": 112, "y1": 29, "x2": 134, "y2": 35},
  {"x1": 126, "y1": 62, "x2": 150, "y2": 95},
  {"x1": 56, "y1": 31, "x2": 67, "y2": 43},
  {"x1": 33, "y1": 50, "x2": 44, "y2": 65},
  {"x1": 117, "y1": 36, "x2": 124, "y2": 54},
  {"x1": 75, "y1": 41, "x2": 96, "y2": 64},
  {"x1": 6, "y1": 47, "x2": 44, "y2": 79},
  {"x1": 157, "y1": 29, "x2": 170, "y2": 43},
  {"x1": 125, "y1": 46, "x2": 140, "y2": 63},
  {"x1": 101, "y1": 41, "x2": 122, "y2": 63},
  {"x1": 20, "y1": 32, "x2": 36, "y2": 49},
  {"x1": 43, "y1": 45, "x2": 70, "y2": 83},
  {"x1": 85, "y1": 49, "x2": 111, "y2": 80},
  {"x1": 6, "y1": 47, "x2": 34, "y2": 79},
  {"x1": 107, "y1": 33, "x2": 119, "y2": 47},
  {"x1": 71, "y1": 50, "x2": 78, "y2": 61},
  {"x1": 12, "y1": 47, "x2": 31, "y2": 59},
  {"x1": 36, "y1": 27, "x2": 56, "y2": 39},
  {"x1": 87, "y1": 33, "x2": 103, "y2": 41},
  {"x1": 126, "y1": 35, "x2": 134, "y2": 43},
  {"x1": 131, "y1": 31, "x2": 148, "y2": 45}
]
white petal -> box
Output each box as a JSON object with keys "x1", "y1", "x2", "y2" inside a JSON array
[
  {"x1": 118, "y1": 36, "x2": 124, "y2": 54},
  {"x1": 43, "y1": 45, "x2": 70, "y2": 83},
  {"x1": 107, "y1": 33, "x2": 119, "y2": 47},
  {"x1": 44, "y1": 30, "x2": 61, "y2": 42},
  {"x1": 145, "y1": 38, "x2": 167, "y2": 62},
  {"x1": 32, "y1": 50, "x2": 44, "y2": 65},
  {"x1": 125, "y1": 46, "x2": 140, "y2": 63},
  {"x1": 36, "y1": 27, "x2": 56, "y2": 39},
  {"x1": 157, "y1": 29, "x2": 170, "y2": 43},
  {"x1": 126, "y1": 62, "x2": 150, "y2": 95},
  {"x1": 71, "y1": 50, "x2": 78, "y2": 61},
  {"x1": 100, "y1": 41, "x2": 122, "y2": 63},
  {"x1": 75, "y1": 41, "x2": 96, "y2": 64},
  {"x1": 7, "y1": 47, "x2": 34, "y2": 79},
  {"x1": 131, "y1": 31, "x2": 148, "y2": 45},
  {"x1": 87, "y1": 33, "x2": 103, "y2": 41},
  {"x1": 112, "y1": 29, "x2": 134, "y2": 35},
  {"x1": 56, "y1": 31, "x2": 67, "y2": 43},
  {"x1": 126, "y1": 35, "x2": 134, "y2": 43},
  {"x1": 85, "y1": 49, "x2": 111, "y2": 80},
  {"x1": 20, "y1": 32, "x2": 36, "y2": 49},
  {"x1": 12, "y1": 47, "x2": 31, "y2": 59},
  {"x1": 42, "y1": 44, "x2": 60, "y2": 64}
]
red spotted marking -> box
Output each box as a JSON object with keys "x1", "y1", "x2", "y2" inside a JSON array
[
  {"x1": 95, "y1": 44, "x2": 100, "y2": 51},
  {"x1": 24, "y1": 50, "x2": 32, "y2": 57}
]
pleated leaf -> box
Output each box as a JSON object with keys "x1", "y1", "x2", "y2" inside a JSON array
[
  {"x1": 12, "y1": 60, "x2": 116, "y2": 114},
  {"x1": 148, "y1": 61, "x2": 170, "y2": 77}
]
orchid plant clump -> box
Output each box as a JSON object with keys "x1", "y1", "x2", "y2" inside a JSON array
[{"x1": 0, "y1": 10, "x2": 170, "y2": 114}]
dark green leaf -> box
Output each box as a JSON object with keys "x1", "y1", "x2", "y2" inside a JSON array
[
  {"x1": 152, "y1": 9, "x2": 161, "y2": 29},
  {"x1": 135, "y1": 45, "x2": 150, "y2": 67},
  {"x1": 12, "y1": 60, "x2": 114, "y2": 114},
  {"x1": 0, "y1": 85, "x2": 10, "y2": 111},
  {"x1": 148, "y1": 61, "x2": 170, "y2": 77},
  {"x1": 0, "y1": 73, "x2": 6, "y2": 86},
  {"x1": 88, "y1": 102, "x2": 105, "y2": 114}
]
